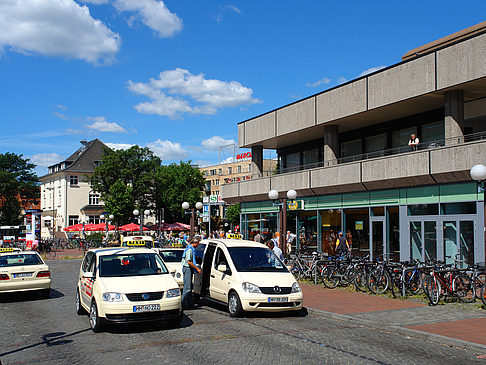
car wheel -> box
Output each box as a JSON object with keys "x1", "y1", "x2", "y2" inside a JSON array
[
  {"x1": 89, "y1": 300, "x2": 103, "y2": 332},
  {"x1": 76, "y1": 289, "x2": 86, "y2": 315},
  {"x1": 228, "y1": 291, "x2": 243, "y2": 317},
  {"x1": 167, "y1": 311, "x2": 183, "y2": 327}
]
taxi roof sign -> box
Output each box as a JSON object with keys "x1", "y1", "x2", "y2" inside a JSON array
[
  {"x1": 126, "y1": 241, "x2": 146, "y2": 246},
  {"x1": 227, "y1": 233, "x2": 243, "y2": 240},
  {"x1": 0, "y1": 247, "x2": 21, "y2": 253}
]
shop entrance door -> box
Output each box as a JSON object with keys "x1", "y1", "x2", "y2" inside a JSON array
[
  {"x1": 443, "y1": 220, "x2": 475, "y2": 266},
  {"x1": 370, "y1": 218, "x2": 385, "y2": 260},
  {"x1": 409, "y1": 220, "x2": 438, "y2": 262}
]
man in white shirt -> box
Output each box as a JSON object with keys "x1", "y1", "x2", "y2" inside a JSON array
[
  {"x1": 267, "y1": 240, "x2": 284, "y2": 261},
  {"x1": 408, "y1": 133, "x2": 419, "y2": 151}
]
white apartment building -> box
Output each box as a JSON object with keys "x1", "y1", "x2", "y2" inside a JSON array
[{"x1": 39, "y1": 139, "x2": 109, "y2": 238}]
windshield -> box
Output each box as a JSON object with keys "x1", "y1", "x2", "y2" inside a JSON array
[
  {"x1": 99, "y1": 253, "x2": 168, "y2": 277},
  {"x1": 228, "y1": 247, "x2": 288, "y2": 272},
  {"x1": 0, "y1": 254, "x2": 43, "y2": 267},
  {"x1": 159, "y1": 250, "x2": 183, "y2": 262}
]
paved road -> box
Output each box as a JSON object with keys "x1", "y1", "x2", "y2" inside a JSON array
[{"x1": 0, "y1": 260, "x2": 484, "y2": 365}]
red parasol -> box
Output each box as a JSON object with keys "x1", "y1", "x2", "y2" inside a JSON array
[
  {"x1": 64, "y1": 223, "x2": 84, "y2": 232},
  {"x1": 119, "y1": 223, "x2": 149, "y2": 232}
]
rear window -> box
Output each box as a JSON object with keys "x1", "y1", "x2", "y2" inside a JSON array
[
  {"x1": 0, "y1": 254, "x2": 43, "y2": 267},
  {"x1": 159, "y1": 250, "x2": 183, "y2": 262}
]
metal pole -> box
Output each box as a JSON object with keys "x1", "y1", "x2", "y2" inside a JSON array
[
  {"x1": 140, "y1": 214, "x2": 143, "y2": 235},
  {"x1": 190, "y1": 208, "x2": 195, "y2": 238},
  {"x1": 282, "y1": 198, "x2": 287, "y2": 256},
  {"x1": 208, "y1": 203, "x2": 212, "y2": 237}
]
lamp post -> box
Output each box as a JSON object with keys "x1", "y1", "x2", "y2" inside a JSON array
[
  {"x1": 182, "y1": 201, "x2": 203, "y2": 238},
  {"x1": 268, "y1": 189, "x2": 297, "y2": 257},
  {"x1": 470, "y1": 164, "x2": 486, "y2": 263},
  {"x1": 100, "y1": 214, "x2": 114, "y2": 245},
  {"x1": 46, "y1": 186, "x2": 54, "y2": 239},
  {"x1": 133, "y1": 209, "x2": 151, "y2": 235}
]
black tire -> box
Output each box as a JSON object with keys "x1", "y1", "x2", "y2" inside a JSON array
[
  {"x1": 46, "y1": 250, "x2": 56, "y2": 260},
  {"x1": 354, "y1": 269, "x2": 369, "y2": 292},
  {"x1": 481, "y1": 282, "x2": 486, "y2": 307},
  {"x1": 453, "y1": 273, "x2": 475, "y2": 303},
  {"x1": 321, "y1": 266, "x2": 339, "y2": 289},
  {"x1": 404, "y1": 271, "x2": 422, "y2": 295},
  {"x1": 89, "y1": 300, "x2": 103, "y2": 332},
  {"x1": 228, "y1": 291, "x2": 243, "y2": 317},
  {"x1": 391, "y1": 274, "x2": 404, "y2": 298},
  {"x1": 475, "y1": 272, "x2": 486, "y2": 298},
  {"x1": 368, "y1": 270, "x2": 390, "y2": 295},
  {"x1": 76, "y1": 289, "x2": 86, "y2": 315},
  {"x1": 424, "y1": 276, "x2": 441, "y2": 306},
  {"x1": 167, "y1": 311, "x2": 183, "y2": 327}
]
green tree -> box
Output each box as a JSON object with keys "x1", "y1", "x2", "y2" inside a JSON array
[
  {"x1": 0, "y1": 153, "x2": 39, "y2": 225},
  {"x1": 90, "y1": 146, "x2": 161, "y2": 216},
  {"x1": 225, "y1": 203, "x2": 240, "y2": 225},
  {"x1": 103, "y1": 180, "x2": 134, "y2": 226},
  {"x1": 155, "y1": 161, "x2": 206, "y2": 223}
]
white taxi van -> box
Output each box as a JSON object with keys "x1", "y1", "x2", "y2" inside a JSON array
[
  {"x1": 157, "y1": 248, "x2": 184, "y2": 289},
  {"x1": 0, "y1": 247, "x2": 51, "y2": 298},
  {"x1": 194, "y1": 239, "x2": 303, "y2": 317},
  {"x1": 76, "y1": 247, "x2": 182, "y2": 332},
  {"x1": 121, "y1": 236, "x2": 154, "y2": 249}
]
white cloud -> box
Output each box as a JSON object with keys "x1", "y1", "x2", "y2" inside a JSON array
[
  {"x1": 201, "y1": 136, "x2": 236, "y2": 151},
  {"x1": 113, "y1": 0, "x2": 182, "y2": 38},
  {"x1": 213, "y1": 5, "x2": 242, "y2": 22},
  {"x1": 306, "y1": 77, "x2": 331, "y2": 88},
  {"x1": 225, "y1": 5, "x2": 241, "y2": 14},
  {"x1": 86, "y1": 116, "x2": 127, "y2": 133},
  {"x1": 147, "y1": 139, "x2": 188, "y2": 160},
  {"x1": 193, "y1": 160, "x2": 213, "y2": 168},
  {"x1": 80, "y1": 0, "x2": 109, "y2": 4},
  {"x1": 104, "y1": 142, "x2": 135, "y2": 150},
  {"x1": 221, "y1": 156, "x2": 234, "y2": 164},
  {"x1": 55, "y1": 104, "x2": 67, "y2": 111},
  {"x1": 337, "y1": 76, "x2": 347, "y2": 84},
  {"x1": 128, "y1": 68, "x2": 261, "y2": 118},
  {"x1": 29, "y1": 152, "x2": 63, "y2": 167},
  {"x1": 359, "y1": 66, "x2": 386, "y2": 77},
  {"x1": 0, "y1": 0, "x2": 120, "y2": 64}
]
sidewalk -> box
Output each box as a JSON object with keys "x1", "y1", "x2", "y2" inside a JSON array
[
  {"x1": 47, "y1": 248, "x2": 84, "y2": 259},
  {"x1": 301, "y1": 283, "x2": 486, "y2": 352}
]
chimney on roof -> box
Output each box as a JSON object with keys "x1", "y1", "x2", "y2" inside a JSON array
[{"x1": 79, "y1": 139, "x2": 88, "y2": 153}]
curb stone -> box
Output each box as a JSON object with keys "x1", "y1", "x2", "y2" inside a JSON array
[{"x1": 307, "y1": 307, "x2": 486, "y2": 354}]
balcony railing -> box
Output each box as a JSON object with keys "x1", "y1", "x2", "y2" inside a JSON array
[{"x1": 253, "y1": 131, "x2": 486, "y2": 178}]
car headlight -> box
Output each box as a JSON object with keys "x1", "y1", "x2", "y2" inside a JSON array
[
  {"x1": 242, "y1": 282, "x2": 262, "y2": 294},
  {"x1": 166, "y1": 288, "x2": 181, "y2": 298},
  {"x1": 291, "y1": 282, "x2": 302, "y2": 293},
  {"x1": 176, "y1": 272, "x2": 181, "y2": 279},
  {"x1": 102, "y1": 292, "x2": 123, "y2": 302}
]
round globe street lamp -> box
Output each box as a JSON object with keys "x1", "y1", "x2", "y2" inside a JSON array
[
  {"x1": 268, "y1": 189, "x2": 298, "y2": 257},
  {"x1": 133, "y1": 209, "x2": 150, "y2": 235},
  {"x1": 182, "y1": 201, "x2": 203, "y2": 238},
  {"x1": 470, "y1": 164, "x2": 486, "y2": 190}
]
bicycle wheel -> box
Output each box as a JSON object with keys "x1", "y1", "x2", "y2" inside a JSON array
[
  {"x1": 368, "y1": 270, "x2": 390, "y2": 295},
  {"x1": 405, "y1": 271, "x2": 422, "y2": 295},
  {"x1": 480, "y1": 283, "x2": 486, "y2": 306},
  {"x1": 291, "y1": 267, "x2": 303, "y2": 281},
  {"x1": 453, "y1": 273, "x2": 475, "y2": 303},
  {"x1": 46, "y1": 250, "x2": 56, "y2": 260},
  {"x1": 354, "y1": 269, "x2": 369, "y2": 292},
  {"x1": 475, "y1": 272, "x2": 486, "y2": 298},
  {"x1": 321, "y1": 266, "x2": 339, "y2": 289},
  {"x1": 391, "y1": 273, "x2": 404, "y2": 298},
  {"x1": 424, "y1": 275, "x2": 441, "y2": 306}
]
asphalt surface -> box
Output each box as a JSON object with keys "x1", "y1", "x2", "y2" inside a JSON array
[{"x1": 0, "y1": 259, "x2": 485, "y2": 365}]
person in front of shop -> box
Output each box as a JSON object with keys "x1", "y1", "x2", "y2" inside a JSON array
[
  {"x1": 408, "y1": 133, "x2": 419, "y2": 151},
  {"x1": 335, "y1": 231, "x2": 350, "y2": 257},
  {"x1": 181, "y1": 236, "x2": 202, "y2": 309}
]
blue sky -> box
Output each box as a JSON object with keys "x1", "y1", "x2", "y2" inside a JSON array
[{"x1": 1, "y1": 0, "x2": 485, "y2": 176}]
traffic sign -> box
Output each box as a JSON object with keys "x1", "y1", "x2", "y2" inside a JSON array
[{"x1": 203, "y1": 205, "x2": 209, "y2": 213}]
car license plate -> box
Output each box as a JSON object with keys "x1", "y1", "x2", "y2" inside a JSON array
[
  {"x1": 133, "y1": 304, "x2": 160, "y2": 312},
  {"x1": 268, "y1": 297, "x2": 288, "y2": 303},
  {"x1": 13, "y1": 273, "x2": 33, "y2": 278}
]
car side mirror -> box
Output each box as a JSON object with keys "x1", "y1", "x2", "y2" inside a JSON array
[
  {"x1": 169, "y1": 268, "x2": 176, "y2": 275},
  {"x1": 83, "y1": 272, "x2": 94, "y2": 279},
  {"x1": 217, "y1": 264, "x2": 228, "y2": 273}
]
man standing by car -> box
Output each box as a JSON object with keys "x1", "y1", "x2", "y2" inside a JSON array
[{"x1": 181, "y1": 237, "x2": 202, "y2": 309}]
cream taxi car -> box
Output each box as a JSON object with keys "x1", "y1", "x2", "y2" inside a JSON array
[
  {"x1": 194, "y1": 239, "x2": 303, "y2": 317},
  {"x1": 157, "y1": 248, "x2": 184, "y2": 289},
  {"x1": 0, "y1": 248, "x2": 51, "y2": 298},
  {"x1": 76, "y1": 247, "x2": 182, "y2": 332}
]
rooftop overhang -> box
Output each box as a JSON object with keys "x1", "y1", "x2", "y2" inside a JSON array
[{"x1": 238, "y1": 31, "x2": 486, "y2": 150}]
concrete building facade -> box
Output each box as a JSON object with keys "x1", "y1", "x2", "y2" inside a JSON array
[{"x1": 221, "y1": 22, "x2": 486, "y2": 265}]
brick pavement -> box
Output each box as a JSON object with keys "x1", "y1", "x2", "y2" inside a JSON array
[{"x1": 301, "y1": 283, "x2": 486, "y2": 350}]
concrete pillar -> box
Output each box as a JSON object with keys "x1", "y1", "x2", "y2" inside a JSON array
[
  {"x1": 444, "y1": 90, "x2": 464, "y2": 145},
  {"x1": 251, "y1": 145, "x2": 263, "y2": 177},
  {"x1": 323, "y1": 125, "x2": 339, "y2": 166}
]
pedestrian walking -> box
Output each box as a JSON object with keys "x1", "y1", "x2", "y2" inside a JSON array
[
  {"x1": 181, "y1": 236, "x2": 202, "y2": 309},
  {"x1": 254, "y1": 230, "x2": 262, "y2": 243},
  {"x1": 335, "y1": 231, "x2": 350, "y2": 257}
]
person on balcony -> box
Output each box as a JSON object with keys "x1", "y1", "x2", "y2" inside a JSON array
[{"x1": 408, "y1": 133, "x2": 420, "y2": 151}]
